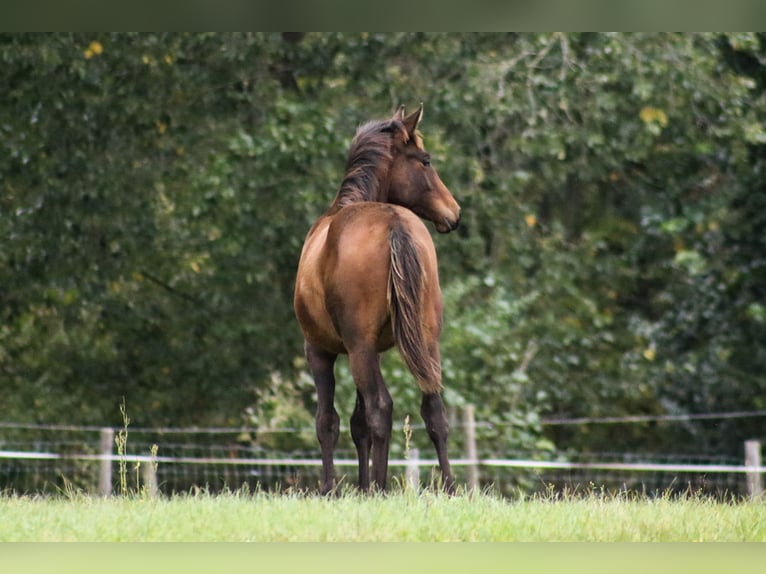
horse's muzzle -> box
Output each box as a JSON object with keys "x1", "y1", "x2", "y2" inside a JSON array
[
  {"x1": 436, "y1": 218, "x2": 460, "y2": 233},
  {"x1": 436, "y1": 215, "x2": 460, "y2": 233}
]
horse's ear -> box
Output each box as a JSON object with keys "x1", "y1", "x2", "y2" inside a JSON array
[
  {"x1": 402, "y1": 103, "x2": 423, "y2": 137},
  {"x1": 393, "y1": 105, "x2": 406, "y2": 121}
]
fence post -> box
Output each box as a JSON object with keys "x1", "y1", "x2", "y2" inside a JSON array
[
  {"x1": 745, "y1": 439, "x2": 763, "y2": 501},
  {"x1": 464, "y1": 405, "x2": 479, "y2": 491},
  {"x1": 98, "y1": 427, "x2": 114, "y2": 497},
  {"x1": 141, "y1": 460, "x2": 159, "y2": 498},
  {"x1": 406, "y1": 448, "x2": 420, "y2": 490}
]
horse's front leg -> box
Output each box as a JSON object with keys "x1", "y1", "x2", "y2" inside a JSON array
[{"x1": 305, "y1": 342, "x2": 339, "y2": 495}]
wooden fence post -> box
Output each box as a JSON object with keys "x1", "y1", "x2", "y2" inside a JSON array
[
  {"x1": 406, "y1": 448, "x2": 420, "y2": 490},
  {"x1": 464, "y1": 405, "x2": 479, "y2": 491},
  {"x1": 141, "y1": 460, "x2": 159, "y2": 498},
  {"x1": 98, "y1": 427, "x2": 114, "y2": 497},
  {"x1": 745, "y1": 439, "x2": 763, "y2": 501}
]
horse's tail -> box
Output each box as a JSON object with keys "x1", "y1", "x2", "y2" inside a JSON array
[{"x1": 388, "y1": 221, "x2": 442, "y2": 395}]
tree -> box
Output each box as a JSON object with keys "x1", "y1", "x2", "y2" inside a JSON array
[{"x1": 2, "y1": 33, "x2": 764, "y2": 461}]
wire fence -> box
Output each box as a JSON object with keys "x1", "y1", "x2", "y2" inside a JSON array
[{"x1": 0, "y1": 417, "x2": 763, "y2": 499}]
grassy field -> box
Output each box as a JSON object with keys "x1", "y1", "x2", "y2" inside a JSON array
[{"x1": 1, "y1": 487, "x2": 765, "y2": 542}]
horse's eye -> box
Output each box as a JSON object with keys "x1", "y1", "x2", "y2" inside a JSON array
[{"x1": 422, "y1": 158, "x2": 431, "y2": 167}]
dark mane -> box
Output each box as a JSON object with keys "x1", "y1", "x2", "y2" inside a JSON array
[{"x1": 333, "y1": 119, "x2": 394, "y2": 208}]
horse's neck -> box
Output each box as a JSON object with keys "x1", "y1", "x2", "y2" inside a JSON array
[{"x1": 330, "y1": 167, "x2": 390, "y2": 210}]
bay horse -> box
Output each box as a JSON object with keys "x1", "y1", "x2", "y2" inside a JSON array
[{"x1": 294, "y1": 104, "x2": 461, "y2": 494}]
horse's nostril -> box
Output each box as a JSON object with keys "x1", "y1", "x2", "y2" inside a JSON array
[{"x1": 441, "y1": 217, "x2": 460, "y2": 232}]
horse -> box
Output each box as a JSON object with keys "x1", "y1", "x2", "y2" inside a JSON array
[{"x1": 294, "y1": 104, "x2": 461, "y2": 494}]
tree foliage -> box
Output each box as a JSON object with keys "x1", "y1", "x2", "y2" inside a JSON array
[{"x1": 2, "y1": 33, "x2": 764, "y2": 457}]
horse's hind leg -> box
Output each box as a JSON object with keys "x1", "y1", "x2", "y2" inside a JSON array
[
  {"x1": 409, "y1": 337, "x2": 454, "y2": 493},
  {"x1": 305, "y1": 342, "x2": 339, "y2": 495},
  {"x1": 348, "y1": 348, "x2": 393, "y2": 492},
  {"x1": 350, "y1": 389, "x2": 371, "y2": 491},
  {"x1": 421, "y1": 392, "x2": 455, "y2": 493}
]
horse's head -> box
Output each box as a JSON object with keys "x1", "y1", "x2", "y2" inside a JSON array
[{"x1": 385, "y1": 104, "x2": 461, "y2": 233}]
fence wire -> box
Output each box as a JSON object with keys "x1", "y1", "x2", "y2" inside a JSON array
[{"x1": 0, "y1": 423, "x2": 761, "y2": 499}]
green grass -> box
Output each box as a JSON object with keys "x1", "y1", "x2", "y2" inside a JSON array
[{"x1": 1, "y1": 487, "x2": 764, "y2": 541}]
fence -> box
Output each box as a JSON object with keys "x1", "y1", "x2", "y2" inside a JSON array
[{"x1": 0, "y1": 411, "x2": 763, "y2": 500}]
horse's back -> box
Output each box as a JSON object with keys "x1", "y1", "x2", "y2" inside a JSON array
[{"x1": 328, "y1": 203, "x2": 437, "y2": 295}]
